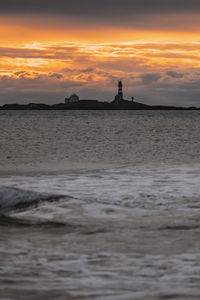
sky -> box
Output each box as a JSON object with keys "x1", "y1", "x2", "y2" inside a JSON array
[{"x1": 1, "y1": 0, "x2": 200, "y2": 106}]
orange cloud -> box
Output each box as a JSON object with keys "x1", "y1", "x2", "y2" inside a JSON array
[
  {"x1": 1, "y1": 41, "x2": 200, "y2": 74},
  {"x1": 0, "y1": 15, "x2": 200, "y2": 105}
]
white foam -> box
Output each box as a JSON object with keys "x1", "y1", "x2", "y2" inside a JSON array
[{"x1": 1, "y1": 164, "x2": 200, "y2": 214}]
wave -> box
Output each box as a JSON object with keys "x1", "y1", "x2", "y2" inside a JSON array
[
  {"x1": 0, "y1": 214, "x2": 69, "y2": 227},
  {"x1": 0, "y1": 185, "x2": 62, "y2": 213}
]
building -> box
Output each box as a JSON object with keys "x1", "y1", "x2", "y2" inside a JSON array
[
  {"x1": 112, "y1": 81, "x2": 124, "y2": 103},
  {"x1": 65, "y1": 94, "x2": 79, "y2": 104},
  {"x1": 118, "y1": 81, "x2": 123, "y2": 100},
  {"x1": 113, "y1": 94, "x2": 121, "y2": 103}
]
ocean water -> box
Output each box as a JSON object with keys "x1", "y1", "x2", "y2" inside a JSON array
[{"x1": 0, "y1": 110, "x2": 200, "y2": 300}]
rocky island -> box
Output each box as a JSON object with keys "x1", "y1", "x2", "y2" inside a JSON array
[{"x1": 0, "y1": 81, "x2": 199, "y2": 110}]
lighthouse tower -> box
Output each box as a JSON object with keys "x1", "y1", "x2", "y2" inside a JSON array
[{"x1": 118, "y1": 81, "x2": 123, "y2": 100}]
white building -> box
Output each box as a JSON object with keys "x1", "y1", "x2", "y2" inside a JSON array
[{"x1": 65, "y1": 94, "x2": 79, "y2": 104}]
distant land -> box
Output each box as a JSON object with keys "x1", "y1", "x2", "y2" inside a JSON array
[
  {"x1": 0, "y1": 100, "x2": 199, "y2": 111},
  {"x1": 0, "y1": 81, "x2": 199, "y2": 110}
]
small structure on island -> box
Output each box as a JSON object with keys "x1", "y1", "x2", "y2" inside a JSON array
[
  {"x1": 65, "y1": 94, "x2": 79, "y2": 104},
  {"x1": 113, "y1": 94, "x2": 121, "y2": 103},
  {"x1": 112, "y1": 81, "x2": 124, "y2": 103},
  {"x1": 118, "y1": 80, "x2": 123, "y2": 100}
]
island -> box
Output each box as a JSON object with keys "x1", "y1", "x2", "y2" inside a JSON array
[{"x1": 0, "y1": 81, "x2": 199, "y2": 110}]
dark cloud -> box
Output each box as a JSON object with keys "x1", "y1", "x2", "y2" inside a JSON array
[
  {"x1": 140, "y1": 73, "x2": 161, "y2": 85},
  {"x1": 49, "y1": 73, "x2": 64, "y2": 79},
  {"x1": 166, "y1": 71, "x2": 184, "y2": 78},
  {"x1": 1, "y1": 0, "x2": 200, "y2": 17},
  {"x1": 0, "y1": 73, "x2": 86, "y2": 93},
  {"x1": 81, "y1": 68, "x2": 95, "y2": 73},
  {"x1": 14, "y1": 71, "x2": 26, "y2": 76},
  {"x1": 0, "y1": 0, "x2": 200, "y2": 27}
]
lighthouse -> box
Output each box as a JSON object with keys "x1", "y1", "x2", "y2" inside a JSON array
[{"x1": 118, "y1": 81, "x2": 123, "y2": 100}]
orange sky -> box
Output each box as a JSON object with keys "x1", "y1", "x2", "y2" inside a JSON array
[{"x1": 0, "y1": 14, "x2": 200, "y2": 106}]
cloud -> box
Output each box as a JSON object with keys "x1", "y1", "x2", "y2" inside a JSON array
[
  {"x1": 140, "y1": 73, "x2": 161, "y2": 85},
  {"x1": 49, "y1": 73, "x2": 64, "y2": 79},
  {"x1": 0, "y1": 72, "x2": 85, "y2": 92},
  {"x1": 0, "y1": 46, "x2": 78, "y2": 60},
  {"x1": 0, "y1": 41, "x2": 200, "y2": 106},
  {"x1": 1, "y1": 1, "x2": 200, "y2": 31},
  {"x1": 166, "y1": 71, "x2": 184, "y2": 78},
  {"x1": 1, "y1": 0, "x2": 200, "y2": 15},
  {"x1": 81, "y1": 68, "x2": 95, "y2": 73}
]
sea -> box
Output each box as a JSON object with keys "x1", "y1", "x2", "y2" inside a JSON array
[{"x1": 0, "y1": 110, "x2": 200, "y2": 300}]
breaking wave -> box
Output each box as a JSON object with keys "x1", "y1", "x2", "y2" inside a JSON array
[{"x1": 0, "y1": 186, "x2": 62, "y2": 213}]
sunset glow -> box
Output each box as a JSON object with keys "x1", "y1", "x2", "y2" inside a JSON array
[{"x1": 1, "y1": 3, "x2": 200, "y2": 105}]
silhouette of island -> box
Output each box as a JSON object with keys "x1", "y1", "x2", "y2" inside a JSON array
[{"x1": 0, "y1": 81, "x2": 199, "y2": 110}]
